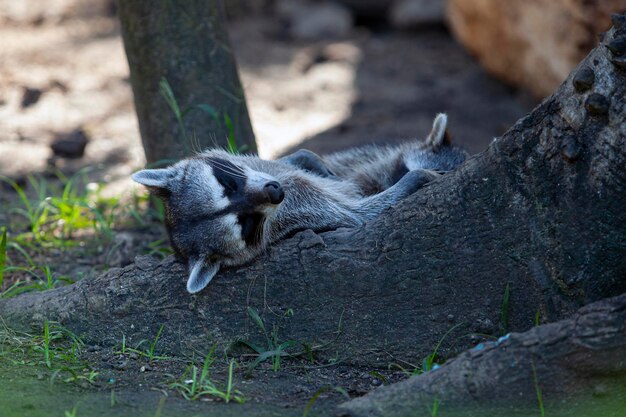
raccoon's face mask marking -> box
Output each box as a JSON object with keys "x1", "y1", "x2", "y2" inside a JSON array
[{"x1": 132, "y1": 157, "x2": 284, "y2": 294}]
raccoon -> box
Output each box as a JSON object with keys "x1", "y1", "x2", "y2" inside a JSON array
[{"x1": 132, "y1": 113, "x2": 467, "y2": 294}]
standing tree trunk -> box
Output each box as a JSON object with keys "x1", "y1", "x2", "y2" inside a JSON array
[{"x1": 118, "y1": 0, "x2": 256, "y2": 164}]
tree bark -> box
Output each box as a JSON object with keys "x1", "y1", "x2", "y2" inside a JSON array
[
  {"x1": 118, "y1": 0, "x2": 256, "y2": 164},
  {"x1": 0, "y1": 12, "x2": 625, "y2": 411}
]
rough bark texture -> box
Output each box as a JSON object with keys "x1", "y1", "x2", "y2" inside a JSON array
[
  {"x1": 446, "y1": 0, "x2": 626, "y2": 97},
  {"x1": 339, "y1": 292, "x2": 626, "y2": 417},
  {"x1": 118, "y1": 0, "x2": 256, "y2": 164},
  {"x1": 1, "y1": 13, "x2": 625, "y2": 411}
]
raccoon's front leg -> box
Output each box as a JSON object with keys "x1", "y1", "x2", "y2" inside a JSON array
[
  {"x1": 279, "y1": 149, "x2": 337, "y2": 178},
  {"x1": 357, "y1": 169, "x2": 441, "y2": 218}
]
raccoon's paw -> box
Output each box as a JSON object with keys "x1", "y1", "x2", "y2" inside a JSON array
[
  {"x1": 399, "y1": 169, "x2": 442, "y2": 195},
  {"x1": 280, "y1": 149, "x2": 336, "y2": 178}
]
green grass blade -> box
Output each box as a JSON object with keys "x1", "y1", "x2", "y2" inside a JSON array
[
  {"x1": 303, "y1": 386, "x2": 349, "y2": 417},
  {"x1": 535, "y1": 308, "x2": 541, "y2": 326},
  {"x1": 224, "y1": 113, "x2": 238, "y2": 154},
  {"x1": 226, "y1": 359, "x2": 235, "y2": 403},
  {"x1": 7, "y1": 241, "x2": 35, "y2": 267},
  {"x1": 159, "y1": 77, "x2": 188, "y2": 142},
  {"x1": 246, "y1": 307, "x2": 269, "y2": 345},
  {"x1": 192, "y1": 104, "x2": 218, "y2": 121},
  {"x1": 0, "y1": 228, "x2": 6, "y2": 288},
  {"x1": 532, "y1": 362, "x2": 546, "y2": 417},
  {"x1": 148, "y1": 324, "x2": 165, "y2": 359},
  {"x1": 429, "y1": 398, "x2": 441, "y2": 417},
  {"x1": 43, "y1": 320, "x2": 52, "y2": 368},
  {"x1": 0, "y1": 176, "x2": 32, "y2": 213},
  {"x1": 159, "y1": 77, "x2": 182, "y2": 119},
  {"x1": 499, "y1": 282, "x2": 511, "y2": 336}
]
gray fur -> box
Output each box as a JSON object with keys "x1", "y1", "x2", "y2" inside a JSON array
[{"x1": 132, "y1": 113, "x2": 467, "y2": 293}]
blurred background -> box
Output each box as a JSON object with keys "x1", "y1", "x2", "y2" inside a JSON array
[{"x1": 1, "y1": 0, "x2": 621, "y2": 188}]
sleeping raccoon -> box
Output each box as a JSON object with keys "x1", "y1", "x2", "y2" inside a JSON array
[{"x1": 132, "y1": 113, "x2": 467, "y2": 293}]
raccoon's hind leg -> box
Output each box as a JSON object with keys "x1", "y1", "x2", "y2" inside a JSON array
[
  {"x1": 279, "y1": 149, "x2": 337, "y2": 178},
  {"x1": 356, "y1": 169, "x2": 440, "y2": 218}
]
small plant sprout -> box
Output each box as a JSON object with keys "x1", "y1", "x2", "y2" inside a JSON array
[
  {"x1": 64, "y1": 405, "x2": 79, "y2": 417},
  {"x1": 126, "y1": 324, "x2": 168, "y2": 362},
  {"x1": 170, "y1": 349, "x2": 245, "y2": 403},
  {"x1": 420, "y1": 322, "x2": 464, "y2": 374},
  {"x1": 237, "y1": 307, "x2": 300, "y2": 373},
  {"x1": 235, "y1": 307, "x2": 334, "y2": 373},
  {"x1": 389, "y1": 322, "x2": 464, "y2": 376}
]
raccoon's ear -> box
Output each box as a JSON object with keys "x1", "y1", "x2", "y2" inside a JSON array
[
  {"x1": 425, "y1": 113, "x2": 450, "y2": 150},
  {"x1": 186, "y1": 258, "x2": 220, "y2": 294},
  {"x1": 131, "y1": 168, "x2": 175, "y2": 190}
]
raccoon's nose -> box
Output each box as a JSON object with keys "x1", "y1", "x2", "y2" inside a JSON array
[{"x1": 264, "y1": 181, "x2": 284, "y2": 204}]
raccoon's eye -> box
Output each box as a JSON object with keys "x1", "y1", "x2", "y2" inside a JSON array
[{"x1": 218, "y1": 176, "x2": 239, "y2": 196}]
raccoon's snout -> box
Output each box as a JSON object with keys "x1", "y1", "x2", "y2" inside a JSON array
[{"x1": 264, "y1": 181, "x2": 284, "y2": 204}]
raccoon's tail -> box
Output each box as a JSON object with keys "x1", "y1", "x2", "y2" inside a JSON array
[{"x1": 424, "y1": 113, "x2": 451, "y2": 151}]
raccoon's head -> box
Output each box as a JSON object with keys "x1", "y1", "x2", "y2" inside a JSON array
[{"x1": 132, "y1": 155, "x2": 284, "y2": 294}]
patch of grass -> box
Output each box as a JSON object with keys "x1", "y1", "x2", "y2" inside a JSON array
[
  {"x1": 170, "y1": 349, "x2": 245, "y2": 403},
  {"x1": 1, "y1": 171, "x2": 122, "y2": 245},
  {"x1": 1, "y1": 264, "x2": 72, "y2": 299},
  {"x1": 234, "y1": 307, "x2": 340, "y2": 374},
  {"x1": 1, "y1": 170, "x2": 169, "y2": 298},
  {"x1": 0, "y1": 319, "x2": 98, "y2": 385},
  {"x1": 499, "y1": 282, "x2": 511, "y2": 336}
]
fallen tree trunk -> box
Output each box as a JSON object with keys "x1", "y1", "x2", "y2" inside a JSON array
[
  {"x1": 0, "y1": 15, "x2": 625, "y2": 378},
  {"x1": 339, "y1": 292, "x2": 626, "y2": 417}
]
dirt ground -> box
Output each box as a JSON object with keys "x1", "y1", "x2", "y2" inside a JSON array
[{"x1": 0, "y1": 1, "x2": 538, "y2": 415}]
